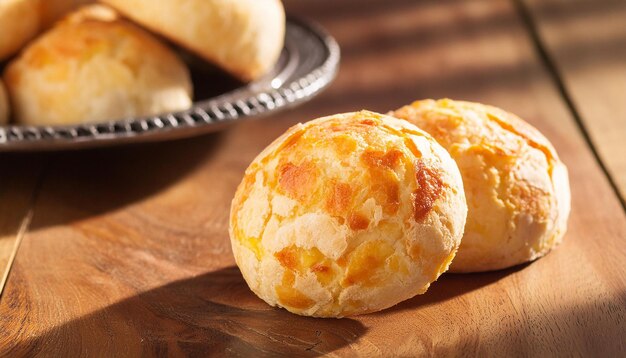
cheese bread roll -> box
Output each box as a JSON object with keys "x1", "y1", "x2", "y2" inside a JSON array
[
  {"x1": 394, "y1": 99, "x2": 570, "y2": 272},
  {"x1": 3, "y1": 5, "x2": 192, "y2": 125},
  {"x1": 230, "y1": 111, "x2": 467, "y2": 317},
  {"x1": 100, "y1": 0, "x2": 285, "y2": 81}
]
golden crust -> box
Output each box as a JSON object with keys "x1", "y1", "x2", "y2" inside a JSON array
[
  {"x1": 2, "y1": 5, "x2": 193, "y2": 125},
  {"x1": 393, "y1": 99, "x2": 571, "y2": 272},
  {"x1": 0, "y1": 80, "x2": 9, "y2": 124},
  {"x1": 0, "y1": 0, "x2": 41, "y2": 61},
  {"x1": 229, "y1": 111, "x2": 467, "y2": 317},
  {"x1": 100, "y1": 0, "x2": 285, "y2": 82}
]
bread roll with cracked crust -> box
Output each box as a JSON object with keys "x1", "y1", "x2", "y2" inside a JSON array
[
  {"x1": 393, "y1": 99, "x2": 571, "y2": 273},
  {"x1": 230, "y1": 111, "x2": 467, "y2": 317},
  {"x1": 100, "y1": 0, "x2": 285, "y2": 82},
  {"x1": 0, "y1": 80, "x2": 9, "y2": 124},
  {"x1": 0, "y1": 0, "x2": 41, "y2": 61},
  {"x1": 3, "y1": 5, "x2": 193, "y2": 125}
]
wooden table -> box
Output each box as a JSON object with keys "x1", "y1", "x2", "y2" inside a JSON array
[{"x1": 2, "y1": 0, "x2": 625, "y2": 356}]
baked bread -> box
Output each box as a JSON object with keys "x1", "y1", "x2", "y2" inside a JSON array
[
  {"x1": 100, "y1": 0, "x2": 285, "y2": 81},
  {"x1": 0, "y1": 0, "x2": 40, "y2": 61},
  {"x1": 393, "y1": 99, "x2": 571, "y2": 273},
  {"x1": 230, "y1": 111, "x2": 467, "y2": 317},
  {"x1": 0, "y1": 79, "x2": 9, "y2": 124},
  {"x1": 3, "y1": 5, "x2": 193, "y2": 125},
  {"x1": 40, "y1": 0, "x2": 95, "y2": 29}
]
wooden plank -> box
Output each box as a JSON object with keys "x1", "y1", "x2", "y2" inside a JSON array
[
  {"x1": 520, "y1": 0, "x2": 626, "y2": 204},
  {"x1": 0, "y1": 157, "x2": 41, "y2": 296},
  {"x1": 1, "y1": 0, "x2": 625, "y2": 355}
]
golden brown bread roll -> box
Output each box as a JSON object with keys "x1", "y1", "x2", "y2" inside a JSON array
[
  {"x1": 3, "y1": 5, "x2": 193, "y2": 126},
  {"x1": 230, "y1": 111, "x2": 467, "y2": 317},
  {"x1": 393, "y1": 99, "x2": 571, "y2": 273},
  {"x1": 0, "y1": 0, "x2": 41, "y2": 61},
  {"x1": 0, "y1": 79, "x2": 9, "y2": 124},
  {"x1": 99, "y1": 0, "x2": 285, "y2": 81}
]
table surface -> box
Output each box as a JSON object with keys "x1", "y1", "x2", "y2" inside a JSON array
[{"x1": 1, "y1": 0, "x2": 625, "y2": 356}]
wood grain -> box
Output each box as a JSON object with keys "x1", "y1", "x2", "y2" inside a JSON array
[
  {"x1": 1, "y1": 0, "x2": 625, "y2": 356},
  {"x1": 521, "y1": 0, "x2": 626, "y2": 203},
  {"x1": 0, "y1": 156, "x2": 42, "y2": 296}
]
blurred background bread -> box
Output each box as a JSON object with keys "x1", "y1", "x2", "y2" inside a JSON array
[
  {"x1": 230, "y1": 111, "x2": 467, "y2": 317},
  {"x1": 40, "y1": 0, "x2": 94, "y2": 29},
  {"x1": 100, "y1": 0, "x2": 285, "y2": 81},
  {"x1": 0, "y1": 79, "x2": 9, "y2": 124},
  {"x1": 393, "y1": 99, "x2": 571, "y2": 273},
  {"x1": 0, "y1": 0, "x2": 97, "y2": 62},
  {"x1": 0, "y1": 0, "x2": 41, "y2": 61},
  {"x1": 2, "y1": 4, "x2": 193, "y2": 126}
]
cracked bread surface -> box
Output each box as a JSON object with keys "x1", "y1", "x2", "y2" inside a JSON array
[
  {"x1": 394, "y1": 99, "x2": 571, "y2": 273},
  {"x1": 230, "y1": 111, "x2": 467, "y2": 317}
]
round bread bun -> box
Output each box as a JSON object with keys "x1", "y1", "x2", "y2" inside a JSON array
[
  {"x1": 0, "y1": 0, "x2": 41, "y2": 61},
  {"x1": 100, "y1": 0, "x2": 285, "y2": 82},
  {"x1": 393, "y1": 99, "x2": 571, "y2": 273},
  {"x1": 0, "y1": 79, "x2": 9, "y2": 124},
  {"x1": 229, "y1": 111, "x2": 467, "y2": 317},
  {"x1": 2, "y1": 4, "x2": 193, "y2": 126}
]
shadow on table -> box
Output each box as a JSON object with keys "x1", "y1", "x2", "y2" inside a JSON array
[
  {"x1": 19, "y1": 132, "x2": 226, "y2": 231},
  {"x1": 7, "y1": 264, "x2": 527, "y2": 356},
  {"x1": 377, "y1": 262, "x2": 532, "y2": 315},
  {"x1": 7, "y1": 266, "x2": 367, "y2": 357},
  {"x1": 9, "y1": 260, "x2": 625, "y2": 356}
]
